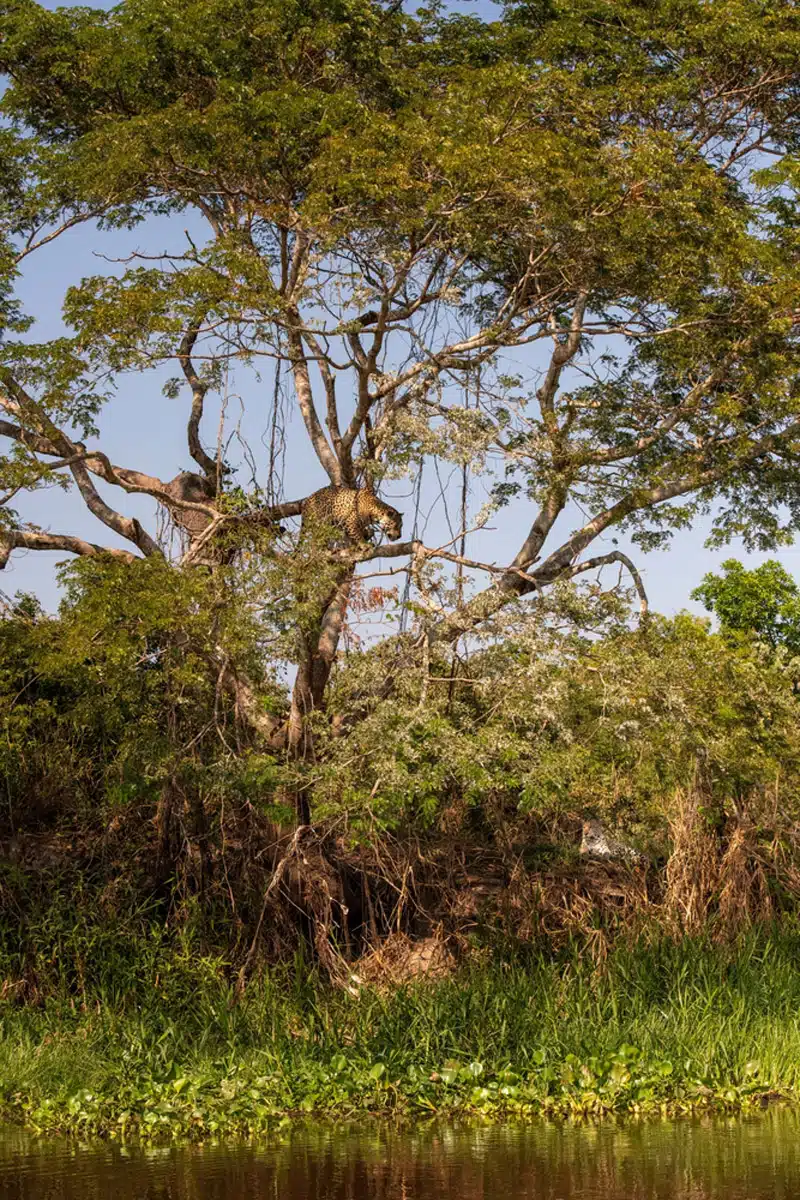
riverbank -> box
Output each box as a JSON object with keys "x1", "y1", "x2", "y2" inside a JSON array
[{"x1": 1, "y1": 935, "x2": 799, "y2": 1139}]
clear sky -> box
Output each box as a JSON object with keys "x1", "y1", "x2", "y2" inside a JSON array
[{"x1": 4, "y1": 0, "x2": 799, "y2": 623}]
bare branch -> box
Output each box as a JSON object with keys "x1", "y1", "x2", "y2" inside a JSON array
[
  {"x1": 177, "y1": 320, "x2": 218, "y2": 478},
  {"x1": 286, "y1": 315, "x2": 342, "y2": 485},
  {"x1": 340, "y1": 249, "x2": 460, "y2": 460},
  {"x1": 429, "y1": 418, "x2": 800, "y2": 645},
  {"x1": 0, "y1": 376, "x2": 162, "y2": 556},
  {"x1": 0, "y1": 529, "x2": 139, "y2": 569},
  {"x1": 350, "y1": 539, "x2": 540, "y2": 586},
  {"x1": 17, "y1": 214, "x2": 95, "y2": 265},
  {"x1": 563, "y1": 550, "x2": 649, "y2": 618},
  {"x1": 369, "y1": 320, "x2": 554, "y2": 407}
]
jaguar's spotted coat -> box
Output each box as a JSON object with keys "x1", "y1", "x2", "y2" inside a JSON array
[{"x1": 300, "y1": 486, "x2": 402, "y2": 544}]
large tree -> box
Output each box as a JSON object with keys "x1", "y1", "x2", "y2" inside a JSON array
[{"x1": 0, "y1": 0, "x2": 798, "y2": 807}]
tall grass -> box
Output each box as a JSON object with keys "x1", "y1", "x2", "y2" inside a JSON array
[{"x1": 1, "y1": 932, "x2": 800, "y2": 1137}]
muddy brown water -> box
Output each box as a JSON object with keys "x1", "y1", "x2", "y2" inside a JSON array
[{"x1": 0, "y1": 1114, "x2": 798, "y2": 1198}]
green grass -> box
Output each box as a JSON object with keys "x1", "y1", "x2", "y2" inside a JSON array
[{"x1": 1, "y1": 933, "x2": 800, "y2": 1138}]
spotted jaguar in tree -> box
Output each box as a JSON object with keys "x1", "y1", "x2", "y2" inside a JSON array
[{"x1": 300, "y1": 486, "x2": 403, "y2": 545}]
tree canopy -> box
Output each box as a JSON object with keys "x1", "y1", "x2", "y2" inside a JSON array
[{"x1": 693, "y1": 557, "x2": 800, "y2": 654}]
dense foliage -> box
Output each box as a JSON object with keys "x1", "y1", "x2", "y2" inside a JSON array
[
  {"x1": 3, "y1": 558, "x2": 800, "y2": 968},
  {"x1": 4, "y1": 561, "x2": 800, "y2": 837},
  {"x1": 693, "y1": 559, "x2": 800, "y2": 655}
]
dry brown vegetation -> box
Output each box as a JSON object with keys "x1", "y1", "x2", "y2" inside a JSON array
[{"x1": 3, "y1": 772, "x2": 799, "y2": 997}]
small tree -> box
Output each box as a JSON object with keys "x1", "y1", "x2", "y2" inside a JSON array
[
  {"x1": 0, "y1": 0, "x2": 799, "y2": 818},
  {"x1": 693, "y1": 558, "x2": 800, "y2": 654}
]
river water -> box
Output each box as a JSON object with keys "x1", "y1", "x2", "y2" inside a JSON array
[{"x1": 0, "y1": 1114, "x2": 798, "y2": 1198}]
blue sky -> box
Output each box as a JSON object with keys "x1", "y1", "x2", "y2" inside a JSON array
[{"x1": 4, "y1": 0, "x2": 799, "y2": 623}]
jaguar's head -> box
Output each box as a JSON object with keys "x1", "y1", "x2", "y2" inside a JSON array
[{"x1": 378, "y1": 505, "x2": 403, "y2": 541}]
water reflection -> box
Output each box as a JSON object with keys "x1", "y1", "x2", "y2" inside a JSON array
[{"x1": 0, "y1": 1114, "x2": 798, "y2": 1199}]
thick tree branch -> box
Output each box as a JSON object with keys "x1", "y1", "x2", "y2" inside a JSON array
[
  {"x1": 0, "y1": 529, "x2": 138, "y2": 569},
  {"x1": 0, "y1": 412, "x2": 218, "y2": 522},
  {"x1": 286, "y1": 313, "x2": 342, "y2": 485},
  {"x1": 0, "y1": 379, "x2": 165, "y2": 556},
  {"x1": 301, "y1": 328, "x2": 345, "y2": 477},
  {"x1": 537, "y1": 291, "x2": 587, "y2": 437},
  {"x1": 178, "y1": 321, "x2": 219, "y2": 479},
  {"x1": 213, "y1": 652, "x2": 287, "y2": 749},
  {"x1": 0, "y1": 417, "x2": 60, "y2": 456},
  {"x1": 0, "y1": 405, "x2": 305, "y2": 568},
  {"x1": 0, "y1": 375, "x2": 161, "y2": 557},
  {"x1": 342, "y1": 328, "x2": 374, "y2": 464},
  {"x1": 510, "y1": 484, "x2": 570, "y2": 573}
]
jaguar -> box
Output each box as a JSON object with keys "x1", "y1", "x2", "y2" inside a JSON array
[{"x1": 300, "y1": 486, "x2": 403, "y2": 544}]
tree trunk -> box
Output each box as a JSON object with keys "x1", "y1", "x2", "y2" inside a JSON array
[{"x1": 287, "y1": 567, "x2": 354, "y2": 822}]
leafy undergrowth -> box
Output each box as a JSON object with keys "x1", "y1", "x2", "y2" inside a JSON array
[{"x1": 1, "y1": 935, "x2": 799, "y2": 1140}]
